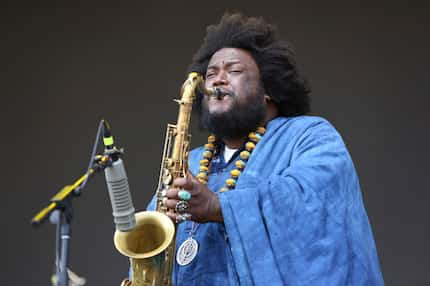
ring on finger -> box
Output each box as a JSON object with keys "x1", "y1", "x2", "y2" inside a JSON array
[
  {"x1": 175, "y1": 213, "x2": 191, "y2": 224},
  {"x1": 178, "y1": 190, "x2": 192, "y2": 201},
  {"x1": 175, "y1": 200, "x2": 190, "y2": 214}
]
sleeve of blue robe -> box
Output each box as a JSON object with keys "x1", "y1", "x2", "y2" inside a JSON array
[{"x1": 218, "y1": 116, "x2": 384, "y2": 286}]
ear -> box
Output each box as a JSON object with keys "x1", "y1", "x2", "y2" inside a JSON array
[{"x1": 264, "y1": 95, "x2": 271, "y2": 103}]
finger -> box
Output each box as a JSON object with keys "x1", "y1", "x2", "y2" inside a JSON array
[
  {"x1": 166, "y1": 211, "x2": 190, "y2": 224},
  {"x1": 166, "y1": 211, "x2": 176, "y2": 221},
  {"x1": 166, "y1": 188, "x2": 179, "y2": 199},
  {"x1": 165, "y1": 199, "x2": 179, "y2": 210},
  {"x1": 173, "y1": 175, "x2": 194, "y2": 190},
  {"x1": 175, "y1": 213, "x2": 192, "y2": 224},
  {"x1": 187, "y1": 172, "x2": 202, "y2": 186}
]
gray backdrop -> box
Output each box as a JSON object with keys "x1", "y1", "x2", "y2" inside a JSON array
[{"x1": 3, "y1": 1, "x2": 429, "y2": 285}]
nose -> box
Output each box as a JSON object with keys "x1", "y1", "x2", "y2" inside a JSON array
[{"x1": 211, "y1": 70, "x2": 228, "y2": 87}]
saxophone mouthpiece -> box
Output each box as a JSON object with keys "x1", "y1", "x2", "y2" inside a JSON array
[{"x1": 206, "y1": 87, "x2": 225, "y2": 100}]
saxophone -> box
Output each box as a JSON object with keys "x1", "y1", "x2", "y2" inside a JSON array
[{"x1": 114, "y1": 72, "x2": 218, "y2": 286}]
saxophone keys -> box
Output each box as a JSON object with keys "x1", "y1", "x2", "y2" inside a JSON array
[
  {"x1": 160, "y1": 188, "x2": 168, "y2": 197},
  {"x1": 161, "y1": 168, "x2": 173, "y2": 185},
  {"x1": 165, "y1": 158, "x2": 174, "y2": 167}
]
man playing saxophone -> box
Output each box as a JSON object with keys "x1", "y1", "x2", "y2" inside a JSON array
[{"x1": 149, "y1": 13, "x2": 384, "y2": 285}]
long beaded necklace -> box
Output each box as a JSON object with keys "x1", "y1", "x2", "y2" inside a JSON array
[
  {"x1": 196, "y1": 126, "x2": 266, "y2": 192},
  {"x1": 176, "y1": 127, "x2": 266, "y2": 266}
]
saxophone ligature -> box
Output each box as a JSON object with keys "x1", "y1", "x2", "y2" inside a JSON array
[{"x1": 113, "y1": 72, "x2": 218, "y2": 286}]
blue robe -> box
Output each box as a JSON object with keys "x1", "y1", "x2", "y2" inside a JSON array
[{"x1": 148, "y1": 116, "x2": 384, "y2": 285}]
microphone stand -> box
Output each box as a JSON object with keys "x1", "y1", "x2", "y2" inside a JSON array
[
  {"x1": 50, "y1": 203, "x2": 72, "y2": 286},
  {"x1": 31, "y1": 155, "x2": 111, "y2": 286}
]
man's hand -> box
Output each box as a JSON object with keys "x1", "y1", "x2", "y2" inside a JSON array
[{"x1": 164, "y1": 172, "x2": 223, "y2": 223}]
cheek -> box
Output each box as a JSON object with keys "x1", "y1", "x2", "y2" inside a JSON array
[
  {"x1": 237, "y1": 73, "x2": 257, "y2": 90},
  {"x1": 241, "y1": 78, "x2": 262, "y2": 99}
]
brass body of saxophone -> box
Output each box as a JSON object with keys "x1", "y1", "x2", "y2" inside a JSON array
[{"x1": 113, "y1": 72, "x2": 217, "y2": 286}]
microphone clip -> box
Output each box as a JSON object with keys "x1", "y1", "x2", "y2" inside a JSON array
[{"x1": 103, "y1": 146, "x2": 124, "y2": 163}]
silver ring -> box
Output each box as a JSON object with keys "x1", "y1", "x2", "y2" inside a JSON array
[
  {"x1": 175, "y1": 213, "x2": 191, "y2": 224},
  {"x1": 175, "y1": 200, "x2": 190, "y2": 214}
]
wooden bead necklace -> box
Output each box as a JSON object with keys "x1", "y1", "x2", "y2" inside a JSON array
[{"x1": 196, "y1": 127, "x2": 266, "y2": 192}]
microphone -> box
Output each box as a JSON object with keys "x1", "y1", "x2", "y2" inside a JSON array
[{"x1": 102, "y1": 120, "x2": 136, "y2": 232}]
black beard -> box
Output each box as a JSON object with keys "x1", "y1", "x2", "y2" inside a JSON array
[{"x1": 199, "y1": 95, "x2": 266, "y2": 140}]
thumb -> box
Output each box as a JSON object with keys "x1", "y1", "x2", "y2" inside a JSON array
[{"x1": 186, "y1": 171, "x2": 199, "y2": 185}]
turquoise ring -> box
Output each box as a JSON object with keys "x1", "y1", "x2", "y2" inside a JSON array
[{"x1": 178, "y1": 190, "x2": 192, "y2": 201}]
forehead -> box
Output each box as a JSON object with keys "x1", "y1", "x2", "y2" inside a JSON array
[{"x1": 207, "y1": 47, "x2": 258, "y2": 70}]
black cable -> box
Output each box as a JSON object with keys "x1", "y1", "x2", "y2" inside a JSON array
[{"x1": 75, "y1": 119, "x2": 105, "y2": 194}]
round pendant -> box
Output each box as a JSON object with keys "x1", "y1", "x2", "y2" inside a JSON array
[{"x1": 176, "y1": 237, "x2": 198, "y2": 266}]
